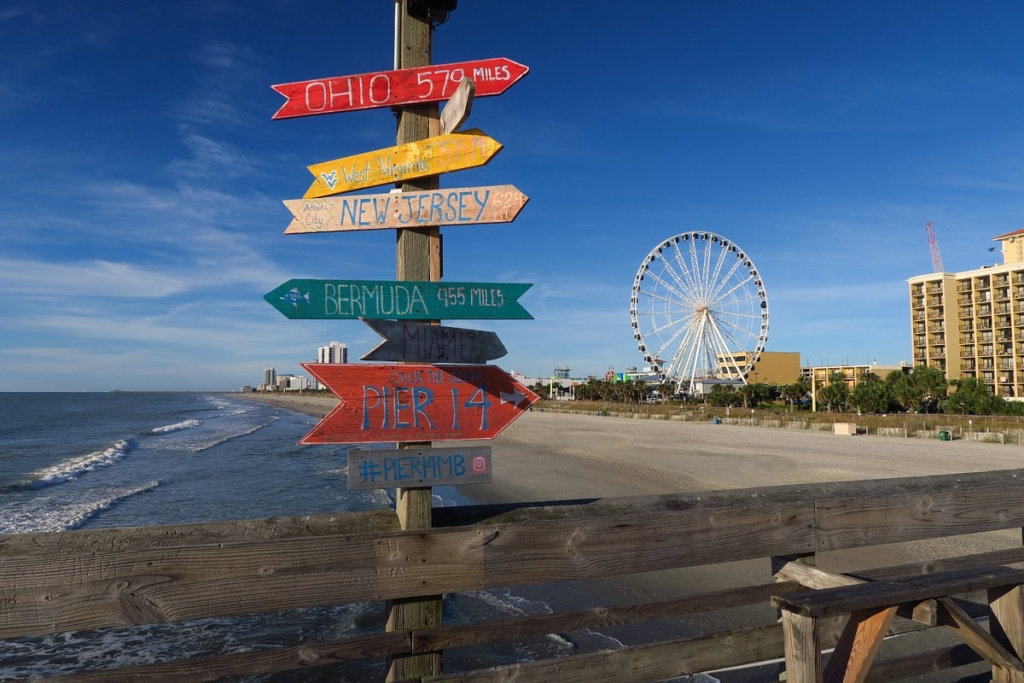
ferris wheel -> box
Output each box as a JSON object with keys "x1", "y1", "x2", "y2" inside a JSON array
[{"x1": 630, "y1": 231, "x2": 769, "y2": 395}]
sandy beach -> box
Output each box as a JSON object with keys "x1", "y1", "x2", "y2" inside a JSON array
[
  {"x1": 242, "y1": 393, "x2": 1024, "y2": 503},
  {"x1": 239, "y1": 393, "x2": 1023, "y2": 665}
]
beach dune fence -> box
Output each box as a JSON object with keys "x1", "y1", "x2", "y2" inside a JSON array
[{"x1": 4, "y1": 470, "x2": 1024, "y2": 681}]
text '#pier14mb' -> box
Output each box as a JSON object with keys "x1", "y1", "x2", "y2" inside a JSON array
[{"x1": 264, "y1": 279, "x2": 532, "y2": 321}]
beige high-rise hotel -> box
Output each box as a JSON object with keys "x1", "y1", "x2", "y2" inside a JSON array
[{"x1": 908, "y1": 228, "x2": 1024, "y2": 399}]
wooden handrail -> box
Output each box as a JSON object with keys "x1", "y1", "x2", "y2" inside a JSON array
[{"x1": 8, "y1": 469, "x2": 1024, "y2": 682}]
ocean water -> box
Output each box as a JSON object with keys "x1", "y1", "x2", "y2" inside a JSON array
[{"x1": 0, "y1": 392, "x2": 622, "y2": 681}]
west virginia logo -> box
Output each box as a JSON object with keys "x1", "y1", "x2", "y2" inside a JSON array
[{"x1": 319, "y1": 170, "x2": 338, "y2": 190}]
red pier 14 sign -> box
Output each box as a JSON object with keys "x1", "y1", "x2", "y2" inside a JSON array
[
  {"x1": 271, "y1": 58, "x2": 529, "y2": 120},
  {"x1": 300, "y1": 363, "x2": 538, "y2": 444}
]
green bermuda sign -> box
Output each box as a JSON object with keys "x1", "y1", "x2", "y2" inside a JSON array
[{"x1": 265, "y1": 279, "x2": 533, "y2": 320}]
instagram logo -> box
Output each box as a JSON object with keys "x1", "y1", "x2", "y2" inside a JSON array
[{"x1": 472, "y1": 456, "x2": 488, "y2": 475}]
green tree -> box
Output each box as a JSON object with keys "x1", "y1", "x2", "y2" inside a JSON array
[
  {"x1": 817, "y1": 372, "x2": 849, "y2": 412},
  {"x1": 850, "y1": 372, "x2": 891, "y2": 414},
  {"x1": 912, "y1": 366, "x2": 948, "y2": 413},
  {"x1": 944, "y1": 377, "x2": 1001, "y2": 415},
  {"x1": 623, "y1": 378, "x2": 650, "y2": 405},
  {"x1": 738, "y1": 382, "x2": 771, "y2": 409},
  {"x1": 885, "y1": 370, "x2": 919, "y2": 413},
  {"x1": 885, "y1": 367, "x2": 947, "y2": 413},
  {"x1": 707, "y1": 384, "x2": 742, "y2": 407},
  {"x1": 781, "y1": 377, "x2": 810, "y2": 411},
  {"x1": 656, "y1": 380, "x2": 676, "y2": 400}
]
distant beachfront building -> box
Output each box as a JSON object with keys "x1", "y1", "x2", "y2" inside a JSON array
[
  {"x1": 716, "y1": 351, "x2": 801, "y2": 385},
  {"x1": 317, "y1": 342, "x2": 348, "y2": 364},
  {"x1": 908, "y1": 228, "x2": 1024, "y2": 399},
  {"x1": 276, "y1": 374, "x2": 309, "y2": 392},
  {"x1": 263, "y1": 368, "x2": 277, "y2": 387}
]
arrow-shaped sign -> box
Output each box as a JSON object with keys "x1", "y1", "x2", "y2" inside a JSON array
[
  {"x1": 304, "y1": 129, "x2": 501, "y2": 199},
  {"x1": 265, "y1": 279, "x2": 533, "y2": 320},
  {"x1": 283, "y1": 185, "x2": 528, "y2": 234},
  {"x1": 361, "y1": 319, "x2": 507, "y2": 364},
  {"x1": 300, "y1": 363, "x2": 539, "y2": 443},
  {"x1": 271, "y1": 58, "x2": 528, "y2": 120}
]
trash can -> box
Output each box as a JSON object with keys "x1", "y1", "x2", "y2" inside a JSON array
[
  {"x1": 713, "y1": 417, "x2": 721, "y2": 425},
  {"x1": 938, "y1": 430, "x2": 949, "y2": 441}
]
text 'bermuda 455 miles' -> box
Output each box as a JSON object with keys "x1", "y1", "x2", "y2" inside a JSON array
[{"x1": 264, "y1": 279, "x2": 533, "y2": 320}]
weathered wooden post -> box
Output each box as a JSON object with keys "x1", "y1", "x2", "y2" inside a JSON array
[{"x1": 387, "y1": 4, "x2": 442, "y2": 680}]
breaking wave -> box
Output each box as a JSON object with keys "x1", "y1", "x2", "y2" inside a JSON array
[{"x1": 1, "y1": 440, "x2": 134, "y2": 492}]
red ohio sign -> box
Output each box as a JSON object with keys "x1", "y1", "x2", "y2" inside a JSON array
[
  {"x1": 300, "y1": 363, "x2": 538, "y2": 444},
  {"x1": 271, "y1": 58, "x2": 529, "y2": 120}
]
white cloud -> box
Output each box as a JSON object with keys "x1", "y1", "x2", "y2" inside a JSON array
[
  {"x1": 0, "y1": 258, "x2": 188, "y2": 298},
  {"x1": 166, "y1": 131, "x2": 262, "y2": 180}
]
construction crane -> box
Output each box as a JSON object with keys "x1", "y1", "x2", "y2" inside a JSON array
[{"x1": 925, "y1": 221, "x2": 944, "y2": 273}]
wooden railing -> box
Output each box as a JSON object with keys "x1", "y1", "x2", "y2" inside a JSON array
[{"x1": 5, "y1": 469, "x2": 1024, "y2": 682}]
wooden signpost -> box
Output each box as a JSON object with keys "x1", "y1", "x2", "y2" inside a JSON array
[
  {"x1": 304, "y1": 129, "x2": 502, "y2": 199},
  {"x1": 271, "y1": 7, "x2": 531, "y2": 678},
  {"x1": 361, "y1": 319, "x2": 507, "y2": 364},
  {"x1": 265, "y1": 279, "x2": 533, "y2": 320},
  {"x1": 300, "y1": 363, "x2": 539, "y2": 444},
  {"x1": 347, "y1": 446, "x2": 491, "y2": 490},
  {"x1": 271, "y1": 57, "x2": 528, "y2": 120},
  {"x1": 283, "y1": 185, "x2": 528, "y2": 234}
]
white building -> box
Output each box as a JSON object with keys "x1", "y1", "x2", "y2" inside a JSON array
[
  {"x1": 276, "y1": 374, "x2": 310, "y2": 392},
  {"x1": 317, "y1": 342, "x2": 348, "y2": 364}
]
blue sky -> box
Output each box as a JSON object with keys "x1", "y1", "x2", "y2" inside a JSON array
[{"x1": 3, "y1": 1, "x2": 1023, "y2": 391}]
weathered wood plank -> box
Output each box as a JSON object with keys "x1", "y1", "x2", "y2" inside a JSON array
[
  {"x1": 414, "y1": 580, "x2": 803, "y2": 652},
  {"x1": 773, "y1": 567, "x2": 1024, "y2": 618},
  {"x1": 423, "y1": 624, "x2": 788, "y2": 683},
  {"x1": 937, "y1": 596, "x2": 1024, "y2": 671},
  {"x1": 33, "y1": 632, "x2": 409, "y2": 683},
  {"x1": 863, "y1": 643, "x2": 983, "y2": 683},
  {"x1": 0, "y1": 508, "x2": 400, "y2": 556},
  {"x1": 815, "y1": 471, "x2": 1024, "y2": 551},
  {"x1": 0, "y1": 527, "x2": 490, "y2": 637}
]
